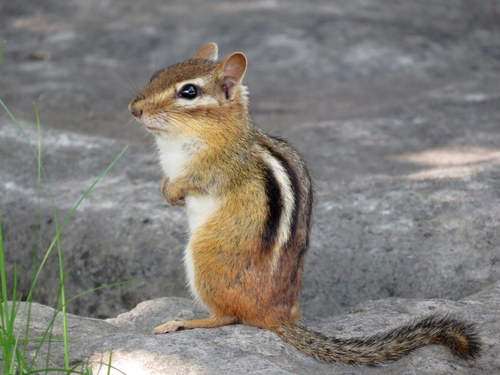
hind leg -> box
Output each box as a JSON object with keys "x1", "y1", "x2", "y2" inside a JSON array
[{"x1": 152, "y1": 315, "x2": 238, "y2": 334}]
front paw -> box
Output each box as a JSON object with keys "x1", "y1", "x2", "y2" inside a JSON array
[
  {"x1": 161, "y1": 176, "x2": 170, "y2": 197},
  {"x1": 152, "y1": 318, "x2": 188, "y2": 334},
  {"x1": 161, "y1": 177, "x2": 186, "y2": 207}
]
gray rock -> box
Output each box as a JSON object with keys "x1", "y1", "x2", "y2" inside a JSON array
[
  {"x1": 1, "y1": 0, "x2": 499, "y2": 326},
  {"x1": 0, "y1": 125, "x2": 186, "y2": 318},
  {"x1": 299, "y1": 74, "x2": 500, "y2": 316},
  {"x1": 1, "y1": 0, "x2": 500, "y2": 137},
  {"x1": 12, "y1": 282, "x2": 500, "y2": 374}
]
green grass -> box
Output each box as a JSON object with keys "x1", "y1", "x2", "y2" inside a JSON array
[
  {"x1": 0, "y1": 41, "x2": 129, "y2": 374},
  {"x1": 0, "y1": 41, "x2": 4, "y2": 66}
]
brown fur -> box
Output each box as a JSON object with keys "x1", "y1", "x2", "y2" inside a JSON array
[
  {"x1": 130, "y1": 43, "x2": 481, "y2": 365},
  {"x1": 274, "y1": 315, "x2": 480, "y2": 365}
]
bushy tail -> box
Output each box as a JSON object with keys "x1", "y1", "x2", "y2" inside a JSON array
[{"x1": 273, "y1": 314, "x2": 481, "y2": 365}]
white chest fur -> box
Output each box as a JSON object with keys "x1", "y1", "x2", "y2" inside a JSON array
[
  {"x1": 155, "y1": 134, "x2": 220, "y2": 306},
  {"x1": 185, "y1": 195, "x2": 220, "y2": 233},
  {"x1": 155, "y1": 135, "x2": 194, "y2": 179}
]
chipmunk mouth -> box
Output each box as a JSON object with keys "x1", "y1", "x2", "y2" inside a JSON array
[
  {"x1": 140, "y1": 117, "x2": 166, "y2": 133},
  {"x1": 144, "y1": 125, "x2": 163, "y2": 133}
]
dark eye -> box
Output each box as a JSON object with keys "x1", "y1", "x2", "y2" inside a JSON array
[{"x1": 178, "y1": 84, "x2": 199, "y2": 99}]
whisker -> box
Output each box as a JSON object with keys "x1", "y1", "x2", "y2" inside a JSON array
[
  {"x1": 115, "y1": 70, "x2": 142, "y2": 98},
  {"x1": 126, "y1": 117, "x2": 137, "y2": 126}
]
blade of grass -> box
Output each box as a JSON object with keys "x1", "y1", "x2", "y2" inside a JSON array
[
  {"x1": 32, "y1": 102, "x2": 43, "y2": 275},
  {"x1": 8, "y1": 266, "x2": 21, "y2": 374},
  {"x1": 23, "y1": 337, "x2": 64, "y2": 344},
  {"x1": 24, "y1": 104, "x2": 59, "y2": 371},
  {"x1": 26, "y1": 143, "x2": 128, "y2": 371},
  {"x1": 54, "y1": 207, "x2": 69, "y2": 369},
  {"x1": 10, "y1": 336, "x2": 19, "y2": 374},
  {"x1": 0, "y1": 218, "x2": 14, "y2": 371},
  {"x1": 106, "y1": 347, "x2": 113, "y2": 375},
  {"x1": 23, "y1": 102, "x2": 44, "y2": 363},
  {"x1": 0, "y1": 99, "x2": 40, "y2": 163},
  {"x1": 26, "y1": 369, "x2": 90, "y2": 374},
  {"x1": 0, "y1": 222, "x2": 26, "y2": 374},
  {"x1": 31, "y1": 297, "x2": 64, "y2": 369},
  {"x1": 27, "y1": 280, "x2": 139, "y2": 372},
  {"x1": 0, "y1": 41, "x2": 4, "y2": 66},
  {"x1": 30, "y1": 144, "x2": 127, "y2": 371},
  {"x1": 1, "y1": 99, "x2": 129, "y2": 374},
  {"x1": 0, "y1": 100, "x2": 128, "y2": 277},
  {"x1": 0, "y1": 219, "x2": 8, "y2": 328},
  {"x1": 28, "y1": 280, "x2": 138, "y2": 370},
  {"x1": 26, "y1": 144, "x2": 129, "y2": 304}
]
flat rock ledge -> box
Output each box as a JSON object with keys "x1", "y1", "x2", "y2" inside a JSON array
[{"x1": 13, "y1": 282, "x2": 500, "y2": 375}]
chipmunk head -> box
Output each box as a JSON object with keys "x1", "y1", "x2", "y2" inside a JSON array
[{"x1": 129, "y1": 42, "x2": 249, "y2": 139}]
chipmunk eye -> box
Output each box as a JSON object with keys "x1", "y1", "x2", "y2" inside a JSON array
[{"x1": 178, "y1": 84, "x2": 198, "y2": 99}]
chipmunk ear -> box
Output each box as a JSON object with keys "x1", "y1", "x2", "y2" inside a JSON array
[
  {"x1": 193, "y1": 42, "x2": 218, "y2": 61},
  {"x1": 219, "y1": 52, "x2": 247, "y2": 100}
]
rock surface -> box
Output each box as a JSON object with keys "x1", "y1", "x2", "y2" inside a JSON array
[
  {"x1": 1, "y1": 0, "x2": 500, "y2": 320},
  {"x1": 3, "y1": 2, "x2": 499, "y2": 372},
  {"x1": 14, "y1": 282, "x2": 500, "y2": 374}
]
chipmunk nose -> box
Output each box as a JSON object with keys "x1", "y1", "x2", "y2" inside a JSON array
[
  {"x1": 131, "y1": 107, "x2": 143, "y2": 118},
  {"x1": 129, "y1": 98, "x2": 145, "y2": 118}
]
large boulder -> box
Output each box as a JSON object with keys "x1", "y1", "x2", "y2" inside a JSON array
[
  {"x1": 13, "y1": 282, "x2": 500, "y2": 374},
  {"x1": 1, "y1": 0, "x2": 499, "y2": 322}
]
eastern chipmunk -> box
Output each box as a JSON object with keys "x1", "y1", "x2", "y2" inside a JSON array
[{"x1": 129, "y1": 42, "x2": 480, "y2": 365}]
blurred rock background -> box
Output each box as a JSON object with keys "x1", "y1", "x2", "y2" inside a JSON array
[{"x1": 1, "y1": 0, "x2": 499, "y2": 322}]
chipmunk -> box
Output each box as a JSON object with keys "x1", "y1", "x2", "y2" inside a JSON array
[{"x1": 129, "y1": 42, "x2": 480, "y2": 365}]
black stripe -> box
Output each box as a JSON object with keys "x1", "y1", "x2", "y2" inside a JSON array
[
  {"x1": 264, "y1": 138, "x2": 301, "y2": 250},
  {"x1": 262, "y1": 165, "x2": 282, "y2": 253}
]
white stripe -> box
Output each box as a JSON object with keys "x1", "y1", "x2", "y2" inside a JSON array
[
  {"x1": 180, "y1": 95, "x2": 219, "y2": 108},
  {"x1": 262, "y1": 150, "x2": 295, "y2": 272},
  {"x1": 175, "y1": 77, "x2": 208, "y2": 92}
]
